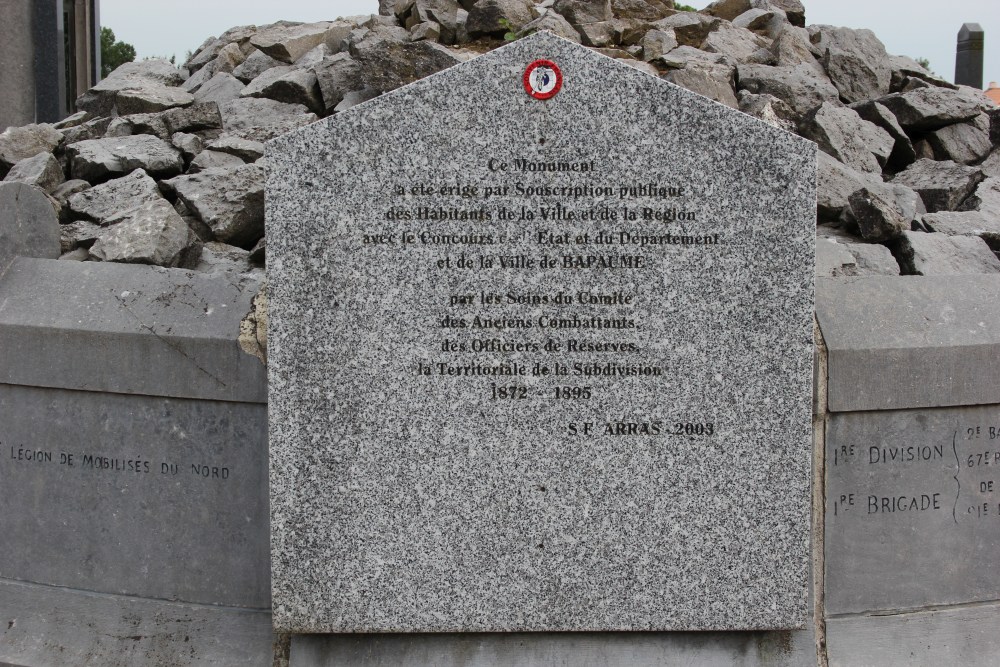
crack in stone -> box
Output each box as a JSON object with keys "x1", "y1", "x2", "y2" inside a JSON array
[{"x1": 114, "y1": 292, "x2": 228, "y2": 389}]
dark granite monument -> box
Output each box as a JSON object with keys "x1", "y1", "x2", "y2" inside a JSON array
[{"x1": 955, "y1": 23, "x2": 984, "y2": 90}]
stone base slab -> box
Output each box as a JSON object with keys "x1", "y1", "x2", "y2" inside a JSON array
[
  {"x1": 289, "y1": 629, "x2": 816, "y2": 667},
  {"x1": 0, "y1": 578, "x2": 274, "y2": 667},
  {"x1": 826, "y1": 601, "x2": 1000, "y2": 667}
]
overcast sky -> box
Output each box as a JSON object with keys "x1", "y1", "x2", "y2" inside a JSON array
[{"x1": 102, "y1": 0, "x2": 999, "y2": 87}]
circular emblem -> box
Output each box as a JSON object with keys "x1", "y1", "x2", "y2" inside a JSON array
[{"x1": 523, "y1": 60, "x2": 563, "y2": 100}]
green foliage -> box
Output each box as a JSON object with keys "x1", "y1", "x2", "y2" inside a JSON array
[
  {"x1": 100, "y1": 27, "x2": 136, "y2": 78},
  {"x1": 143, "y1": 54, "x2": 177, "y2": 65},
  {"x1": 674, "y1": 3, "x2": 698, "y2": 10},
  {"x1": 499, "y1": 18, "x2": 525, "y2": 42},
  {"x1": 914, "y1": 57, "x2": 936, "y2": 75}
]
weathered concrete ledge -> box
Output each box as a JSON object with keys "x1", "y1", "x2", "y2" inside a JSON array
[
  {"x1": 816, "y1": 275, "x2": 1000, "y2": 412},
  {"x1": 0, "y1": 257, "x2": 266, "y2": 402}
]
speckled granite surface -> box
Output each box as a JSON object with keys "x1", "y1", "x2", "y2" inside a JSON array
[{"x1": 266, "y1": 32, "x2": 816, "y2": 633}]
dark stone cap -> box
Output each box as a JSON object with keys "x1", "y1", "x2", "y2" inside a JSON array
[{"x1": 958, "y1": 23, "x2": 985, "y2": 41}]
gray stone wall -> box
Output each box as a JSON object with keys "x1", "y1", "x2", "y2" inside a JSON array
[
  {"x1": 817, "y1": 275, "x2": 1000, "y2": 667},
  {"x1": 0, "y1": 0, "x2": 35, "y2": 131},
  {"x1": 0, "y1": 257, "x2": 271, "y2": 667},
  {"x1": 5, "y1": 267, "x2": 1000, "y2": 666}
]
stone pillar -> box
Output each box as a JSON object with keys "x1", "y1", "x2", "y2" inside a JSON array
[
  {"x1": 70, "y1": 0, "x2": 101, "y2": 108},
  {"x1": 0, "y1": 0, "x2": 35, "y2": 131},
  {"x1": 33, "y1": 0, "x2": 66, "y2": 123},
  {"x1": 955, "y1": 22, "x2": 984, "y2": 89},
  {"x1": 91, "y1": 0, "x2": 102, "y2": 83},
  {"x1": 0, "y1": 0, "x2": 99, "y2": 130}
]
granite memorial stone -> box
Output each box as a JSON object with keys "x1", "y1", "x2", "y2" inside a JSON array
[{"x1": 267, "y1": 32, "x2": 816, "y2": 633}]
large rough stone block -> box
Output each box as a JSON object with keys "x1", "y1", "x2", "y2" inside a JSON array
[
  {"x1": 115, "y1": 84, "x2": 195, "y2": 115},
  {"x1": 879, "y1": 87, "x2": 983, "y2": 132},
  {"x1": 927, "y1": 114, "x2": 992, "y2": 165},
  {"x1": 76, "y1": 59, "x2": 187, "y2": 116},
  {"x1": 233, "y1": 49, "x2": 286, "y2": 84},
  {"x1": 891, "y1": 230, "x2": 1000, "y2": 276},
  {"x1": 891, "y1": 159, "x2": 984, "y2": 213},
  {"x1": 654, "y1": 12, "x2": 721, "y2": 48},
  {"x1": 240, "y1": 65, "x2": 324, "y2": 113},
  {"x1": 250, "y1": 22, "x2": 332, "y2": 63},
  {"x1": 193, "y1": 72, "x2": 247, "y2": 106},
  {"x1": 466, "y1": 0, "x2": 536, "y2": 37},
  {"x1": 0, "y1": 183, "x2": 61, "y2": 271},
  {"x1": 89, "y1": 199, "x2": 202, "y2": 268},
  {"x1": 923, "y1": 210, "x2": 1000, "y2": 249},
  {"x1": 701, "y1": 24, "x2": 769, "y2": 62},
  {"x1": 164, "y1": 163, "x2": 265, "y2": 248},
  {"x1": 816, "y1": 151, "x2": 881, "y2": 221},
  {"x1": 219, "y1": 98, "x2": 319, "y2": 142},
  {"x1": 762, "y1": 0, "x2": 805, "y2": 27},
  {"x1": 350, "y1": 32, "x2": 464, "y2": 94},
  {"x1": 188, "y1": 149, "x2": 247, "y2": 173},
  {"x1": 848, "y1": 186, "x2": 908, "y2": 241},
  {"x1": 799, "y1": 102, "x2": 893, "y2": 174},
  {"x1": 815, "y1": 230, "x2": 899, "y2": 278},
  {"x1": 68, "y1": 135, "x2": 184, "y2": 183},
  {"x1": 314, "y1": 53, "x2": 365, "y2": 112},
  {"x1": 813, "y1": 26, "x2": 891, "y2": 104},
  {"x1": 104, "y1": 112, "x2": 170, "y2": 140},
  {"x1": 2, "y1": 152, "x2": 65, "y2": 192},
  {"x1": 0, "y1": 124, "x2": 63, "y2": 176},
  {"x1": 67, "y1": 169, "x2": 164, "y2": 226},
  {"x1": 665, "y1": 64, "x2": 739, "y2": 108},
  {"x1": 161, "y1": 101, "x2": 224, "y2": 134},
  {"x1": 736, "y1": 63, "x2": 840, "y2": 118},
  {"x1": 850, "y1": 100, "x2": 915, "y2": 169}
]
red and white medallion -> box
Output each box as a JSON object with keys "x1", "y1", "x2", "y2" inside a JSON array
[{"x1": 523, "y1": 59, "x2": 563, "y2": 100}]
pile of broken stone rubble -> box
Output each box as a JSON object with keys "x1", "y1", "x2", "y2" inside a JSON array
[{"x1": 1, "y1": 0, "x2": 998, "y2": 278}]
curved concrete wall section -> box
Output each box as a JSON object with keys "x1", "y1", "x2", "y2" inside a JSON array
[
  {"x1": 0, "y1": 0, "x2": 35, "y2": 131},
  {"x1": 0, "y1": 258, "x2": 272, "y2": 667},
  {"x1": 3, "y1": 262, "x2": 1000, "y2": 665},
  {"x1": 818, "y1": 275, "x2": 1000, "y2": 667}
]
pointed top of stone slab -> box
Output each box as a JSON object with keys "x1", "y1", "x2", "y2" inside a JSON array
[
  {"x1": 268, "y1": 31, "x2": 811, "y2": 154},
  {"x1": 959, "y1": 23, "x2": 985, "y2": 40}
]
